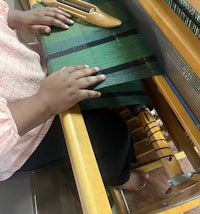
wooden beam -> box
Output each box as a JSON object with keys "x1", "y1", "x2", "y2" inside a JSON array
[
  {"x1": 60, "y1": 106, "x2": 112, "y2": 214},
  {"x1": 136, "y1": 151, "x2": 186, "y2": 172},
  {"x1": 138, "y1": 0, "x2": 200, "y2": 78},
  {"x1": 153, "y1": 76, "x2": 200, "y2": 155}
]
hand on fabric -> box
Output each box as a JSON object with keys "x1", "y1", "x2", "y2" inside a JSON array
[
  {"x1": 7, "y1": 7, "x2": 74, "y2": 34},
  {"x1": 37, "y1": 65, "x2": 106, "y2": 115},
  {"x1": 8, "y1": 65, "x2": 105, "y2": 135}
]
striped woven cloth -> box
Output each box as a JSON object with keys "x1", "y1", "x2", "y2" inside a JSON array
[{"x1": 34, "y1": 0, "x2": 162, "y2": 110}]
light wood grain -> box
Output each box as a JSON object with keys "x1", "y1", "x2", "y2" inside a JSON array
[{"x1": 186, "y1": 0, "x2": 200, "y2": 13}]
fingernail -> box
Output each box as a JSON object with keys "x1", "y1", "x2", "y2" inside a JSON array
[
  {"x1": 69, "y1": 20, "x2": 74, "y2": 24},
  {"x1": 94, "y1": 67, "x2": 99, "y2": 71},
  {"x1": 84, "y1": 65, "x2": 89, "y2": 68},
  {"x1": 64, "y1": 24, "x2": 69, "y2": 29},
  {"x1": 44, "y1": 27, "x2": 51, "y2": 33},
  {"x1": 99, "y1": 74, "x2": 106, "y2": 79}
]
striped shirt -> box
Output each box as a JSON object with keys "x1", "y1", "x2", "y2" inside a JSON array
[{"x1": 0, "y1": 0, "x2": 53, "y2": 180}]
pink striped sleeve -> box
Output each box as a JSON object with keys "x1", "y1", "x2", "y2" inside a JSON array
[{"x1": 0, "y1": 97, "x2": 20, "y2": 155}]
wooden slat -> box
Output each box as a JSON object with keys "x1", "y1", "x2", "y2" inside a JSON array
[
  {"x1": 157, "y1": 197, "x2": 200, "y2": 214},
  {"x1": 153, "y1": 76, "x2": 200, "y2": 155},
  {"x1": 59, "y1": 106, "x2": 112, "y2": 214},
  {"x1": 136, "y1": 151, "x2": 186, "y2": 172}
]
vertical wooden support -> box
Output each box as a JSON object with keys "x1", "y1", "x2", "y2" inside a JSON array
[{"x1": 59, "y1": 105, "x2": 112, "y2": 214}]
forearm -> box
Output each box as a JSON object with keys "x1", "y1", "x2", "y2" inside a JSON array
[{"x1": 8, "y1": 94, "x2": 53, "y2": 136}]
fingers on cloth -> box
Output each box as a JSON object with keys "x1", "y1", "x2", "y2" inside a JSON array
[
  {"x1": 65, "y1": 65, "x2": 106, "y2": 89},
  {"x1": 41, "y1": 11, "x2": 74, "y2": 27},
  {"x1": 30, "y1": 7, "x2": 74, "y2": 32},
  {"x1": 78, "y1": 89, "x2": 101, "y2": 100},
  {"x1": 60, "y1": 65, "x2": 106, "y2": 99}
]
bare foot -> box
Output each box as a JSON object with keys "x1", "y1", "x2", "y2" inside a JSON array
[{"x1": 119, "y1": 170, "x2": 149, "y2": 191}]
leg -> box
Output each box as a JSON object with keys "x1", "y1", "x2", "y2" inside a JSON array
[
  {"x1": 81, "y1": 108, "x2": 135, "y2": 187},
  {"x1": 82, "y1": 108, "x2": 148, "y2": 190},
  {"x1": 18, "y1": 108, "x2": 145, "y2": 190},
  {"x1": 119, "y1": 170, "x2": 149, "y2": 191}
]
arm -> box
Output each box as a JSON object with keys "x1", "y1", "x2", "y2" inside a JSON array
[
  {"x1": 8, "y1": 65, "x2": 106, "y2": 136},
  {"x1": 6, "y1": 6, "x2": 106, "y2": 136},
  {"x1": 7, "y1": 6, "x2": 74, "y2": 34}
]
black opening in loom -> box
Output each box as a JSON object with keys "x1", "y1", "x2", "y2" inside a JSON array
[{"x1": 57, "y1": 0, "x2": 94, "y2": 13}]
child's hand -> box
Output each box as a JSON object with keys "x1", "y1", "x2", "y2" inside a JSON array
[
  {"x1": 37, "y1": 65, "x2": 106, "y2": 115},
  {"x1": 8, "y1": 7, "x2": 74, "y2": 34}
]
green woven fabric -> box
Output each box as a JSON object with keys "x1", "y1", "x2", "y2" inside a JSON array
[{"x1": 34, "y1": 0, "x2": 162, "y2": 109}]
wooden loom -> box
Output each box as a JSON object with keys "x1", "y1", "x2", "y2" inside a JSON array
[{"x1": 28, "y1": 0, "x2": 200, "y2": 213}]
